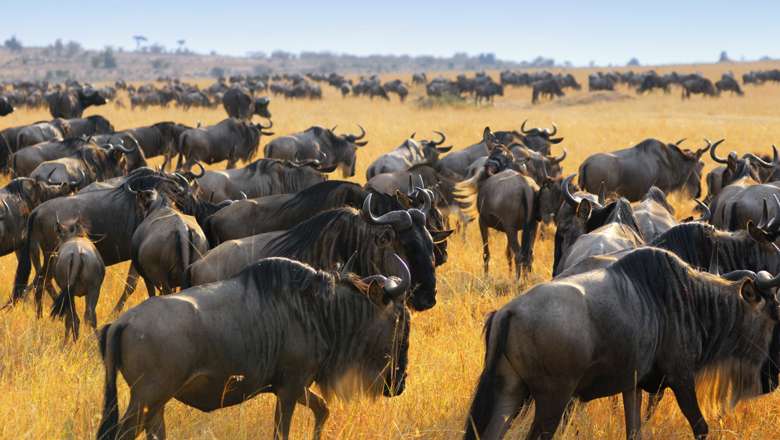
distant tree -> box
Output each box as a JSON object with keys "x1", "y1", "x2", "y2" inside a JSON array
[
  {"x1": 91, "y1": 47, "x2": 118, "y2": 69},
  {"x1": 4, "y1": 36, "x2": 23, "y2": 52},
  {"x1": 176, "y1": 39, "x2": 186, "y2": 53},
  {"x1": 53, "y1": 38, "x2": 64, "y2": 56},
  {"x1": 132, "y1": 35, "x2": 147, "y2": 50},
  {"x1": 627, "y1": 57, "x2": 640, "y2": 66},
  {"x1": 719, "y1": 51, "x2": 731, "y2": 63},
  {"x1": 271, "y1": 50, "x2": 294, "y2": 60},
  {"x1": 148, "y1": 43, "x2": 166, "y2": 54},
  {"x1": 65, "y1": 40, "x2": 82, "y2": 57}
]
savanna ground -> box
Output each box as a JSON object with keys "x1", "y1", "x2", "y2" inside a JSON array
[{"x1": 2, "y1": 62, "x2": 780, "y2": 439}]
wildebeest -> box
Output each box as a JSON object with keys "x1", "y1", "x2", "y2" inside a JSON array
[
  {"x1": 710, "y1": 182, "x2": 780, "y2": 232},
  {"x1": 222, "y1": 86, "x2": 272, "y2": 119},
  {"x1": 682, "y1": 76, "x2": 718, "y2": 99},
  {"x1": 15, "y1": 119, "x2": 70, "y2": 149},
  {"x1": 97, "y1": 255, "x2": 411, "y2": 440},
  {"x1": 383, "y1": 79, "x2": 409, "y2": 102},
  {"x1": 176, "y1": 118, "x2": 273, "y2": 169},
  {"x1": 114, "y1": 121, "x2": 192, "y2": 170},
  {"x1": 715, "y1": 74, "x2": 744, "y2": 96},
  {"x1": 0, "y1": 96, "x2": 14, "y2": 116},
  {"x1": 531, "y1": 79, "x2": 564, "y2": 104},
  {"x1": 64, "y1": 115, "x2": 114, "y2": 138},
  {"x1": 193, "y1": 158, "x2": 332, "y2": 203},
  {"x1": 46, "y1": 88, "x2": 108, "y2": 118},
  {"x1": 578, "y1": 138, "x2": 710, "y2": 201},
  {"x1": 264, "y1": 125, "x2": 368, "y2": 177},
  {"x1": 49, "y1": 219, "x2": 105, "y2": 341},
  {"x1": 464, "y1": 247, "x2": 780, "y2": 440},
  {"x1": 12, "y1": 136, "x2": 102, "y2": 177},
  {"x1": 705, "y1": 141, "x2": 774, "y2": 202},
  {"x1": 588, "y1": 73, "x2": 615, "y2": 91},
  {"x1": 552, "y1": 175, "x2": 605, "y2": 276},
  {"x1": 632, "y1": 186, "x2": 677, "y2": 241},
  {"x1": 186, "y1": 194, "x2": 440, "y2": 311},
  {"x1": 365, "y1": 132, "x2": 451, "y2": 179}
]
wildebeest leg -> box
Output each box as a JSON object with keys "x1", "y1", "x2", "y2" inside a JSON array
[
  {"x1": 669, "y1": 378, "x2": 708, "y2": 438},
  {"x1": 297, "y1": 388, "x2": 329, "y2": 440},
  {"x1": 622, "y1": 387, "x2": 642, "y2": 440},
  {"x1": 116, "y1": 394, "x2": 145, "y2": 440},
  {"x1": 85, "y1": 284, "x2": 100, "y2": 331},
  {"x1": 273, "y1": 389, "x2": 299, "y2": 440},
  {"x1": 477, "y1": 363, "x2": 531, "y2": 440},
  {"x1": 506, "y1": 229, "x2": 521, "y2": 279},
  {"x1": 519, "y1": 221, "x2": 539, "y2": 277},
  {"x1": 143, "y1": 277, "x2": 156, "y2": 298},
  {"x1": 526, "y1": 385, "x2": 575, "y2": 440},
  {"x1": 113, "y1": 266, "x2": 140, "y2": 314},
  {"x1": 644, "y1": 389, "x2": 664, "y2": 421},
  {"x1": 35, "y1": 256, "x2": 55, "y2": 318},
  {"x1": 479, "y1": 218, "x2": 490, "y2": 275},
  {"x1": 144, "y1": 404, "x2": 166, "y2": 440}
]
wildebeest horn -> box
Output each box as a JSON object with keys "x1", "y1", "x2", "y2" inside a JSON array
[
  {"x1": 694, "y1": 199, "x2": 711, "y2": 222},
  {"x1": 773, "y1": 145, "x2": 779, "y2": 164},
  {"x1": 410, "y1": 132, "x2": 416, "y2": 139},
  {"x1": 415, "y1": 186, "x2": 433, "y2": 214},
  {"x1": 675, "y1": 138, "x2": 686, "y2": 146},
  {"x1": 545, "y1": 149, "x2": 567, "y2": 165},
  {"x1": 353, "y1": 124, "x2": 366, "y2": 140},
  {"x1": 744, "y1": 152, "x2": 775, "y2": 169},
  {"x1": 340, "y1": 251, "x2": 358, "y2": 277},
  {"x1": 189, "y1": 161, "x2": 206, "y2": 178},
  {"x1": 766, "y1": 194, "x2": 780, "y2": 230},
  {"x1": 362, "y1": 193, "x2": 413, "y2": 229},
  {"x1": 114, "y1": 139, "x2": 137, "y2": 154},
  {"x1": 330, "y1": 125, "x2": 338, "y2": 132},
  {"x1": 721, "y1": 270, "x2": 758, "y2": 282},
  {"x1": 546, "y1": 123, "x2": 558, "y2": 136},
  {"x1": 755, "y1": 271, "x2": 780, "y2": 289},
  {"x1": 70, "y1": 169, "x2": 86, "y2": 187},
  {"x1": 0, "y1": 198, "x2": 9, "y2": 218},
  {"x1": 416, "y1": 174, "x2": 425, "y2": 190},
  {"x1": 382, "y1": 253, "x2": 411, "y2": 299},
  {"x1": 708, "y1": 138, "x2": 729, "y2": 164},
  {"x1": 520, "y1": 119, "x2": 530, "y2": 134},
  {"x1": 562, "y1": 174, "x2": 582, "y2": 206},
  {"x1": 124, "y1": 181, "x2": 138, "y2": 194},
  {"x1": 240, "y1": 191, "x2": 248, "y2": 200},
  {"x1": 258, "y1": 118, "x2": 273, "y2": 129},
  {"x1": 759, "y1": 198, "x2": 770, "y2": 229},
  {"x1": 432, "y1": 131, "x2": 446, "y2": 146}
]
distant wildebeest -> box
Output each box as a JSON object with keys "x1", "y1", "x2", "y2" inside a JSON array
[
  {"x1": 464, "y1": 247, "x2": 780, "y2": 440},
  {"x1": 531, "y1": 79, "x2": 564, "y2": 104},
  {"x1": 383, "y1": 79, "x2": 409, "y2": 102},
  {"x1": 46, "y1": 88, "x2": 108, "y2": 118},
  {"x1": 97, "y1": 255, "x2": 411, "y2": 440},
  {"x1": 682, "y1": 76, "x2": 718, "y2": 99},
  {"x1": 176, "y1": 118, "x2": 273, "y2": 169},
  {"x1": 0, "y1": 96, "x2": 14, "y2": 116},
  {"x1": 715, "y1": 74, "x2": 744, "y2": 96},
  {"x1": 108, "y1": 121, "x2": 192, "y2": 169},
  {"x1": 264, "y1": 125, "x2": 368, "y2": 177},
  {"x1": 366, "y1": 132, "x2": 451, "y2": 179},
  {"x1": 49, "y1": 219, "x2": 105, "y2": 341},
  {"x1": 222, "y1": 86, "x2": 272, "y2": 120},
  {"x1": 578, "y1": 138, "x2": 710, "y2": 201},
  {"x1": 474, "y1": 81, "x2": 504, "y2": 104},
  {"x1": 186, "y1": 194, "x2": 441, "y2": 311},
  {"x1": 15, "y1": 119, "x2": 70, "y2": 149},
  {"x1": 412, "y1": 72, "x2": 428, "y2": 85},
  {"x1": 193, "y1": 158, "x2": 333, "y2": 203},
  {"x1": 63, "y1": 115, "x2": 114, "y2": 138},
  {"x1": 636, "y1": 72, "x2": 671, "y2": 94},
  {"x1": 588, "y1": 73, "x2": 615, "y2": 91}
]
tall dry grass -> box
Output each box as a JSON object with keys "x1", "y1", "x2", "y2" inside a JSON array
[{"x1": 2, "y1": 63, "x2": 780, "y2": 439}]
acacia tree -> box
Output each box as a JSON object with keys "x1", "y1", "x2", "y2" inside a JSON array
[{"x1": 132, "y1": 35, "x2": 147, "y2": 51}]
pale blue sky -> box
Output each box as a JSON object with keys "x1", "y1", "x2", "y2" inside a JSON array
[{"x1": 4, "y1": 0, "x2": 777, "y2": 66}]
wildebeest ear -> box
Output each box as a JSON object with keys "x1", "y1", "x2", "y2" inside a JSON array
[
  {"x1": 482, "y1": 127, "x2": 495, "y2": 149},
  {"x1": 739, "y1": 278, "x2": 761, "y2": 304},
  {"x1": 747, "y1": 220, "x2": 772, "y2": 243},
  {"x1": 366, "y1": 281, "x2": 389, "y2": 306},
  {"x1": 374, "y1": 229, "x2": 395, "y2": 247},
  {"x1": 431, "y1": 229, "x2": 454, "y2": 243},
  {"x1": 576, "y1": 199, "x2": 592, "y2": 220}
]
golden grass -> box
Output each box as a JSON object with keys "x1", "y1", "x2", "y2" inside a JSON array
[{"x1": 3, "y1": 62, "x2": 780, "y2": 439}]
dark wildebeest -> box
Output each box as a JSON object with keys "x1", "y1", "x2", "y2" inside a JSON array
[
  {"x1": 113, "y1": 121, "x2": 192, "y2": 170},
  {"x1": 710, "y1": 183, "x2": 780, "y2": 232},
  {"x1": 46, "y1": 88, "x2": 108, "y2": 118},
  {"x1": 475, "y1": 82, "x2": 504, "y2": 104},
  {"x1": 365, "y1": 132, "x2": 451, "y2": 179},
  {"x1": 0, "y1": 96, "x2": 14, "y2": 116},
  {"x1": 222, "y1": 86, "x2": 272, "y2": 120},
  {"x1": 12, "y1": 136, "x2": 98, "y2": 177},
  {"x1": 588, "y1": 73, "x2": 615, "y2": 91},
  {"x1": 8, "y1": 170, "x2": 183, "y2": 315},
  {"x1": 455, "y1": 129, "x2": 539, "y2": 278},
  {"x1": 531, "y1": 79, "x2": 565, "y2": 104},
  {"x1": 186, "y1": 194, "x2": 440, "y2": 311},
  {"x1": 15, "y1": 119, "x2": 70, "y2": 149},
  {"x1": 64, "y1": 115, "x2": 114, "y2": 138},
  {"x1": 97, "y1": 256, "x2": 411, "y2": 440},
  {"x1": 578, "y1": 138, "x2": 710, "y2": 201},
  {"x1": 682, "y1": 77, "x2": 719, "y2": 99},
  {"x1": 49, "y1": 219, "x2": 105, "y2": 341},
  {"x1": 715, "y1": 74, "x2": 744, "y2": 96},
  {"x1": 412, "y1": 72, "x2": 427, "y2": 85},
  {"x1": 636, "y1": 73, "x2": 671, "y2": 94},
  {"x1": 176, "y1": 118, "x2": 273, "y2": 169},
  {"x1": 264, "y1": 125, "x2": 368, "y2": 177},
  {"x1": 464, "y1": 247, "x2": 780, "y2": 440},
  {"x1": 705, "y1": 141, "x2": 775, "y2": 202},
  {"x1": 632, "y1": 186, "x2": 677, "y2": 241},
  {"x1": 193, "y1": 158, "x2": 332, "y2": 203}
]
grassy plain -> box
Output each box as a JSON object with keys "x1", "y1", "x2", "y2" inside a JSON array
[{"x1": 2, "y1": 62, "x2": 780, "y2": 439}]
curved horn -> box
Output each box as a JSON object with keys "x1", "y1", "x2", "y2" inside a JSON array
[
  {"x1": 708, "y1": 138, "x2": 728, "y2": 164},
  {"x1": 546, "y1": 123, "x2": 558, "y2": 136},
  {"x1": 240, "y1": 191, "x2": 248, "y2": 200},
  {"x1": 744, "y1": 152, "x2": 775, "y2": 169},
  {"x1": 330, "y1": 125, "x2": 338, "y2": 133},
  {"x1": 759, "y1": 199, "x2": 770, "y2": 229},
  {"x1": 562, "y1": 174, "x2": 582, "y2": 206},
  {"x1": 410, "y1": 132, "x2": 416, "y2": 139},
  {"x1": 113, "y1": 139, "x2": 137, "y2": 154},
  {"x1": 353, "y1": 124, "x2": 366, "y2": 140},
  {"x1": 190, "y1": 161, "x2": 206, "y2": 178},
  {"x1": 520, "y1": 119, "x2": 530, "y2": 134},
  {"x1": 545, "y1": 149, "x2": 567, "y2": 165},
  {"x1": 755, "y1": 272, "x2": 780, "y2": 289},
  {"x1": 415, "y1": 186, "x2": 433, "y2": 214},
  {"x1": 721, "y1": 270, "x2": 757, "y2": 282},
  {"x1": 258, "y1": 118, "x2": 273, "y2": 129},
  {"x1": 124, "y1": 181, "x2": 138, "y2": 194},
  {"x1": 416, "y1": 174, "x2": 425, "y2": 190},
  {"x1": 432, "y1": 130, "x2": 446, "y2": 146},
  {"x1": 773, "y1": 145, "x2": 779, "y2": 164},
  {"x1": 694, "y1": 199, "x2": 711, "y2": 222},
  {"x1": 0, "y1": 198, "x2": 9, "y2": 217},
  {"x1": 340, "y1": 251, "x2": 358, "y2": 277},
  {"x1": 380, "y1": 253, "x2": 411, "y2": 299},
  {"x1": 675, "y1": 138, "x2": 686, "y2": 146},
  {"x1": 362, "y1": 193, "x2": 413, "y2": 229}
]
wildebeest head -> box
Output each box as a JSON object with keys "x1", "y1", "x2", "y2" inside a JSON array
[
  {"x1": 253, "y1": 96, "x2": 271, "y2": 118},
  {"x1": 538, "y1": 176, "x2": 566, "y2": 224},
  {"x1": 0, "y1": 97, "x2": 14, "y2": 116},
  {"x1": 515, "y1": 120, "x2": 564, "y2": 154},
  {"x1": 363, "y1": 193, "x2": 437, "y2": 311},
  {"x1": 392, "y1": 181, "x2": 453, "y2": 266},
  {"x1": 710, "y1": 139, "x2": 774, "y2": 187},
  {"x1": 418, "y1": 131, "x2": 452, "y2": 163},
  {"x1": 105, "y1": 134, "x2": 148, "y2": 172},
  {"x1": 666, "y1": 138, "x2": 711, "y2": 198},
  {"x1": 77, "y1": 88, "x2": 108, "y2": 107},
  {"x1": 324, "y1": 125, "x2": 368, "y2": 177}
]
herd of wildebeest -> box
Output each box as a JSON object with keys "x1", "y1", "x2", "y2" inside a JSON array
[{"x1": 1, "y1": 70, "x2": 780, "y2": 440}]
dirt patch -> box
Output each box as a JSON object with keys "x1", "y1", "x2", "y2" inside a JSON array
[{"x1": 553, "y1": 91, "x2": 635, "y2": 107}]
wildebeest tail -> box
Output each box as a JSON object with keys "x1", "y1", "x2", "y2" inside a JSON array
[
  {"x1": 453, "y1": 170, "x2": 484, "y2": 221},
  {"x1": 97, "y1": 322, "x2": 125, "y2": 440},
  {"x1": 464, "y1": 310, "x2": 517, "y2": 440},
  {"x1": 50, "y1": 253, "x2": 83, "y2": 319},
  {"x1": 10, "y1": 209, "x2": 37, "y2": 303}
]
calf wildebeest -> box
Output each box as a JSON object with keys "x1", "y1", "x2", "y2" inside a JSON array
[
  {"x1": 682, "y1": 76, "x2": 718, "y2": 99},
  {"x1": 193, "y1": 158, "x2": 332, "y2": 203},
  {"x1": 264, "y1": 125, "x2": 368, "y2": 177},
  {"x1": 464, "y1": 247, "x2": 780, "y2": 440},
  {"x1": 64, "y1": 115, "x2": 114, "y2": 138},
  {"x1": 222, "y1": 86, "x2": 272, "y2": 119},
  {"x1": 455, "y1": 129, "x2": 539, "y2": 278},
  {"x1": 0, "y1": 96, "x2": 14, "y2": 116},
  {"x1": 16, "y1": 119, "x2": 70, "y2": 149},
  {"x1": 365, "y1": 132, "x2": 451, "y2": 179},
  {"x1": 715, "y1": 74, "x2": 744, "y2": 96},
  {"x1": 49, "y1": 219, "x2": 105, "y2": 341},
  {"x1": 9, "y1": 170, "x2": 183, "y2": 314},
  {"x1": 176, "y1": 118, "x2": 273, "y2": 169},
  {"x1": 632, "y1": 186, "x2": 677, "y2": 241},
  {"x1": 186, "y1": 194, "x2": 440, "y2": 311},
  {"x1": 578, "y1": 138, "x2": 710, "y2": 201},
  {"x1": 46, "y1": 88, "x2": 108, "y2": 118},
  {"x1": 97, "y1": 255, "x2": 411, "y2": 440},
  {"x1": 531, "y1": 79, "x2": 565, "y2": 104}
]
